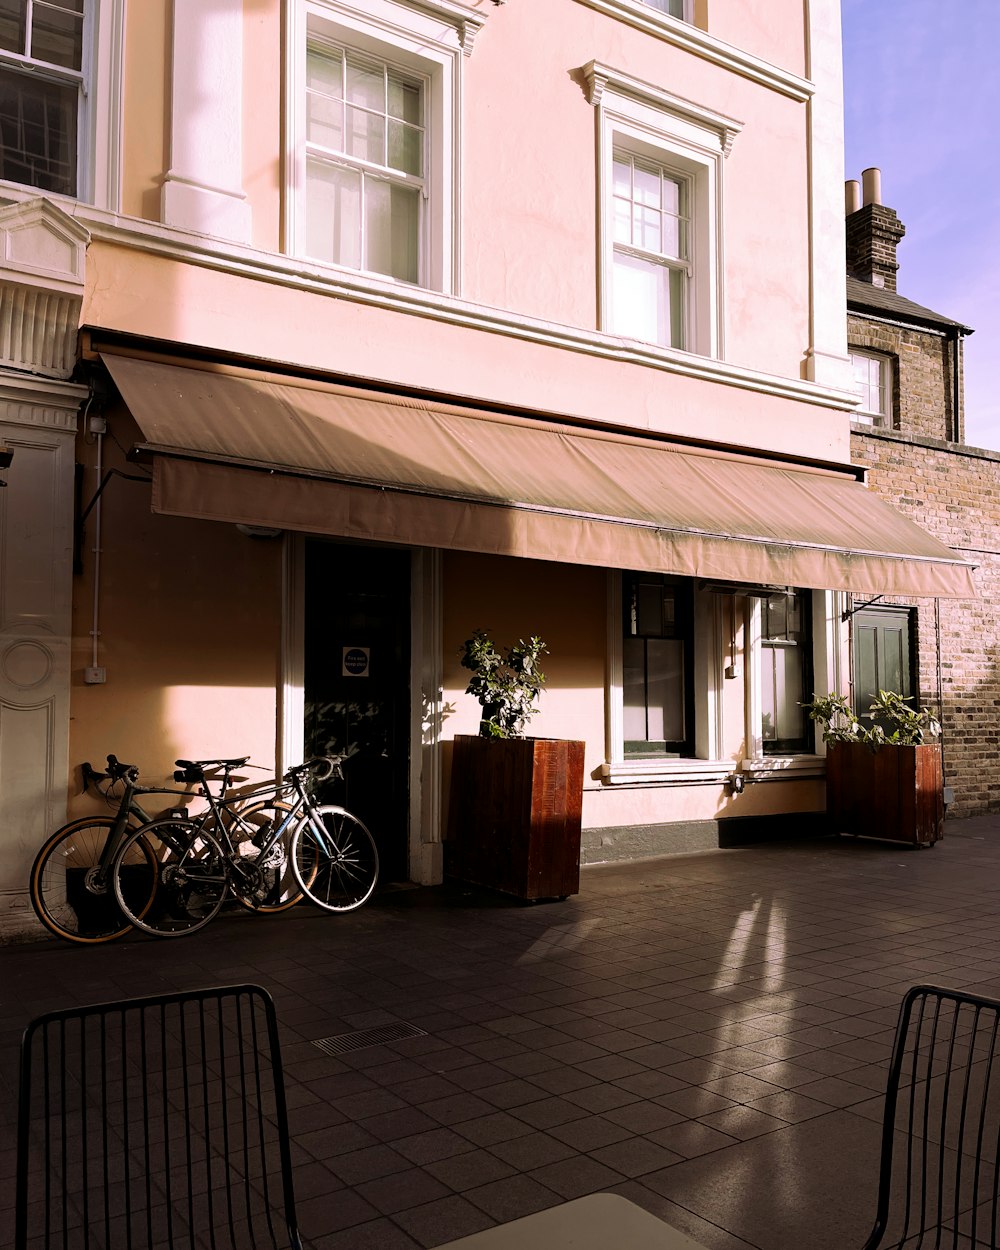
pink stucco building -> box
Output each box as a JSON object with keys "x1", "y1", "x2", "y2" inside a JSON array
[{"x1": 0, "y1": 0, "x2": 974, "y2": 936}]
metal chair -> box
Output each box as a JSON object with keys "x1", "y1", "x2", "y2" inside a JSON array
[
  {"x1": 863, "y1": 984, "x2": 1000, "y2": 1250},
  {"x1": 15, "y1": 983, "x2": 301, "y2": 1250}
]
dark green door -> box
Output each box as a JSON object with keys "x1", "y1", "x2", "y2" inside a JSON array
[
  {"x1": 854, "y1": 606, "x2": 914, "y2": 723},
  {"x1": 304, "y1": 541, "x2": 410, "y2": 882}
]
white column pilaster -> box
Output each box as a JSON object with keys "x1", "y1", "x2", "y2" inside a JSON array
[
  {"x1": 161, "y1": 0, "x2": 252, "y2": 243},
  {"x1": 803, "y1": 0, "x2": 851, "y2": 392}
]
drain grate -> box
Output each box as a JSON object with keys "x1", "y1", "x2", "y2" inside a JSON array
[{"x1": 312, "y1": 1021, "x2": 427, "y2": 1057}]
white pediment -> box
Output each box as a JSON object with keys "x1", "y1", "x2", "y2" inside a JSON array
[{"x1": 0, "y1": 198, "x2": 90, "y2": 295}]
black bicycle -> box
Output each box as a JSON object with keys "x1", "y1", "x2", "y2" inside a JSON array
[
  {"x1": 30, "y1": 755, "x2": 308, "y2": 944},
  {"x1": 110, "y1": 757, "x2": 379, "y2": 937},
  {"x1": 28, "y1": 756, "x2": 189, "y2": 944}
]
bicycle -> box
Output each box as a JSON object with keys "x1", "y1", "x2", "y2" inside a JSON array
[
  {"x1": 28, "y1": 756, "x2": 189, "y2": 945},
  {"x1": 111, "y1": 757, "x2": 379, "y2": 937},
  {"x1": 30, "y1": 755, "x2": 306, "y2": 945}
]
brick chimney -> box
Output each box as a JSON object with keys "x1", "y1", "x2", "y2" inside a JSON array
[{"x1": 845, "y1": 167, "x2": 905, "y2": 292}]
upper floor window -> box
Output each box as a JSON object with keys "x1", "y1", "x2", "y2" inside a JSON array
[
  {"x1": 588, "y1": 62, "x2": 738, "y2": 360},
  {"x1": 850, "y1": 350, "x2": 893, "y2": 427},
  {"x1": 288, "y1": 1, "x2": 464, "y2": 295},
  {"x1": 306, "y1": 43, "x2": 424, "y2": 284},
  {"x1": 0, "y1": 0, "x2": 86, "y2": 196},
  {"x1": 612, "y1": 150, "x2": 689, "y2": 349}
]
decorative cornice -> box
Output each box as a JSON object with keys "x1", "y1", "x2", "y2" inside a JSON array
[
  {"x1": 575, "y1": 0, "x2": 814, "y2": 102},
  {"x1": 0, "y1": 198, "x2": 89, "y2": 378},
  {"x1": 0, "y1": 186, "x2": 859, "y2": 414},
  {"x1": 411, "y1": 0, "x2": 490, "y2": 55},
  {"x1": 583, "y1": 60, "x2": 743, "y2": 156}
]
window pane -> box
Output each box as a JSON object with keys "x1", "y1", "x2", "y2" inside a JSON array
[
  {"x1": 387, "y1": 119, "x2": 421, "y2": 176},
  {"x1": 623, "y1": 637, "x2": 648, "y2": 742},
  {"x1": 365, "y1": 177, "x2": 419, "y2": 283},
  {"x1": 0, "y1": 66, "x2": 77, "y2": 194},
  {"x1": 613, "y1": 251, "x2": 685, "y2": 348},
  {"x1": 307, "y1": 90, "x2": 343, "y2": 151},
  {"x1": 612, "y1": 155, "x2": 631, "y2": 199},
  {"x1": 646, "y1": 639, "x2": 685, "y2": 743},
  {"x1": 305, "y1": 158, "x2": 361, "y2": 268},
  {"x1": 30, "y1": 1, "x2": 83, "y2": 70},
  {"x1": 635, "y1": 583, "x2": 663, "y2": 635},
  {"x1": 307, "y1": 47, "x2": 343, "y2": 100},
  {"x1": 388, "y1": 77, "x2": 421, "y2": 125},
  {"x1": 633, "y1": 163, "x2": 660, "y2": 210},
  {"x1": 345, "y1": 104, "x2": 384, "y2": 164},
  {"x1": 761, "y1": 645, "x2": 805, "y2": 745},
  {"x1": 612, "y1": 196, "x2": 631, "y2": 245},
  {"x1": 644, "y1": 0, "x2": 685, "y2": 14},
  {"x1": 345, "y1": 57, "x2": 384, "y2": 111},
  {"x1": 634, "y1": 204, "x2": 661, "y2": 253},
  {"x1": 0, "y1": 1, "x2": 26, "y2": 56}
]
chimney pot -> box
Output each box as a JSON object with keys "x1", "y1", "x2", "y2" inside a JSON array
[
  {"x1": 862, "y1": 167, "x2": 882, "y2": 207},
  {"x1": 845, "y1": 180, "x2": 861, "y2": 216}
]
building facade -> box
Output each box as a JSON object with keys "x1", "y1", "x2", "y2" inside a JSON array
[
  {"x1": 845, "y1": 171, "x2": 1000, "y2": 816},
  {"x1": 0, "y1": 1, "x2": 973, "y2": 936}
]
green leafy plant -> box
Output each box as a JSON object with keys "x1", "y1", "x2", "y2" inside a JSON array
[
  {"x1": 802, "y1": 690, "x2": 940, "y2": 747},
  {"x1": 460, "y1": 629, "x2": 548, "y2": 739}
]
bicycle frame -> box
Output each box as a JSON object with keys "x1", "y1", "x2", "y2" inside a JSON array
[{"x1": 81, "y1": 758, "x2": 190, "y2": 892}]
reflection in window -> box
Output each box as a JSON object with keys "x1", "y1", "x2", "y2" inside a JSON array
[
  {"x1": 623, "y1": 574, "x2": 693, "y2": 756},
  {"x1": 761, "y1": 591, "x2": 812, "y2": 754},
  {"x1": 850, "y1": 350, "x2": 892, "y2": 427},
  {"x1": 611, "y1": 150, "x2": 689, "y2": 348},
  {"x1": 305, "y1": 43, "x2": 424, "y2": 283},
  {"x1": 0, "y1": 0, "x2": 85, "y2": 196}
]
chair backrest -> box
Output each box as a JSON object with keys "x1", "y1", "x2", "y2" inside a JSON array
[
  {"x1": 863, "y1": 984, "x2": 1000, "y2": 1250},
  {"x1": 15, "y1": 983, "x2": 301, "y2": 1250}
]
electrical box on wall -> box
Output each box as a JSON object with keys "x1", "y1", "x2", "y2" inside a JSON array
[{"x1": 84, "y1": 666, "x2": 106, "y2": 684}]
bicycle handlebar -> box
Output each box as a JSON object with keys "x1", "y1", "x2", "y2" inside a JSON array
[
  {"x1": 82, "y1": 755, "x2": 139, "y2": 790},
  {"x1": 285, "y1": 756, "x2": 344, "y2": 784}
]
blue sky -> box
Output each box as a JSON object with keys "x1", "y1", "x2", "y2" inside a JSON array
[{"x1": 842, "y1": 0, "x2": 1000, "y2": 449}]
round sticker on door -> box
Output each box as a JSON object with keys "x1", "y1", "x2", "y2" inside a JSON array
[{"x1": 342, "y1": 646, "x2": 370, "y2": 677}]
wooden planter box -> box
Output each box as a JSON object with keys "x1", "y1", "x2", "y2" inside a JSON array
[
  {"x1": 825, "y1": 741, "x2": 944, "y2": 846},
  {"x1": 446, "y1": 734, "x2": 585, "y2": 900}
]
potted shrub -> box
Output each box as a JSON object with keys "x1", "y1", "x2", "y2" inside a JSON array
[
  {"x1": 804, "y1": 690, "x2": 944, "y2": 846},
  {"x1": 446, "y1": 630, "x2": 585, "y2": 900}
]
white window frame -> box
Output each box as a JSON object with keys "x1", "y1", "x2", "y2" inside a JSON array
[
  {"x1": 0, "y1": 1, "x2": 125, "y2": 210},
  {"x1": 637, "y1": 0, "x2": 691, "y2": 21},
  {"x1": 743, "y1": 589, "x2": 831, "y2": 780},
  {"x1": 849, "y1": 349, "x2": 893, "y2": 427},
  {"x1": 586, "y1": 62, "x2": 739, "y2": 360},
  {"x1": 286, "y1": 0, "x2": 464, "y2": 295},
  {"x1": 604, "y1": 571, "x2": 730, "y2": 785}
]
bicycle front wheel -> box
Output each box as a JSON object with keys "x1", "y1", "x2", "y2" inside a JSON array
[
  {"x1": 290, "y1": 805, "x2": 379, "y2": 912},
  {"x1": 113, "y1": 819, "x2": 229, "y2": 937},
  {"x1": 30, "y1": 817, "x2": 154, "y2": 944}
]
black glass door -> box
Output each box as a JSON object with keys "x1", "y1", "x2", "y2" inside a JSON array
[{"x1": 304, "y1": 541, "x2": 410, "y2": 882}]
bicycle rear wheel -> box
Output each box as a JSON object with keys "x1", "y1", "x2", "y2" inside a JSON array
[
  {"x1": 290, "y1": 805, "x2": 379, "y2": 912},
  {"x1": 113, "y1": 818, "x2": 229, "y2": 937},
  {"x1": 29, "y1": 817, "x2": 154, "y2": 944},
  {"x1": 228, "y1": 800, "x2": 304, "y2": 912}
]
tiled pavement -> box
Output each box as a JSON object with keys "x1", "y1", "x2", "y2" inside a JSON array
[{"x1": 4, "y1": 817, "x2": 1000, "y2": 1249}]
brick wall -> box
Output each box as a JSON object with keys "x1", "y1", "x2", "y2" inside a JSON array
[
  {"x1": 848, "y1": 311, "x2": 958, "y2": 442},
  {"x1": 852, "y1": 429, "x2": 1000, "y2": 815}
]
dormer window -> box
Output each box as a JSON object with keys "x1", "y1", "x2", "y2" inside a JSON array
[{"x1": 850, "y1": 350, "x2": 893, "y2": 427}]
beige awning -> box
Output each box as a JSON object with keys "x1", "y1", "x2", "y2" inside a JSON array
[{"x1": 103, "y1": 353, "x2": 976, "y2": 598}]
